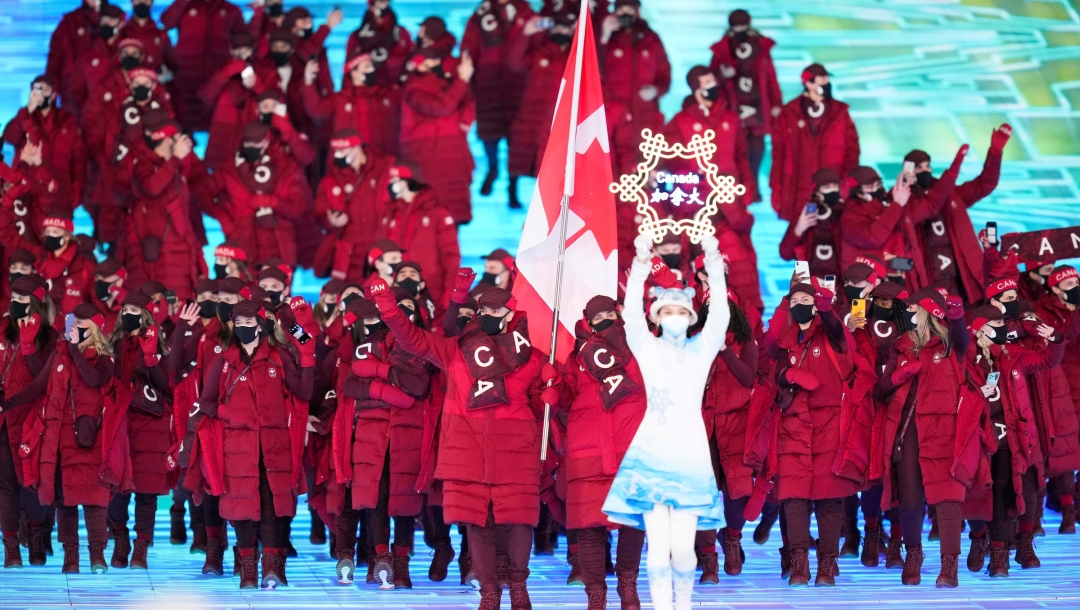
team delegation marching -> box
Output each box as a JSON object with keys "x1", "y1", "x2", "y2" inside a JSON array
[{"x1": 2, "y1": 1, "x2": 1080, "y2": 610}]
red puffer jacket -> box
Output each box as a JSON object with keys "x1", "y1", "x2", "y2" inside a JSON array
[
  {"x1": 160, "y1": 0, "x2": 246, "y2": 131},
  {"x1": 779, "y1": 201, "x2": 844, "y2": 281},
  {"x1": 125, "y1": 148, "x2": 207, "y2": 297},
  {"x1": 772, "y1": 314, "x2": 861, "y2": 500},
  {"x1": 345, "y1": 9, "x2": 414, "y2": 87},
  {"x1": 3, "y1": 106, "x2": 86, "y2": 215},
  {"x1": 377, "y1": 188, "x2": 461, "y2": 306},
  {"x1": 1033, "y1": 296, "x2": 1080, "y2": 473},
  {"x1": 25, "y1": 343, "x2": 128, "y2": 508},
  {"x1": 400, "y1": 69, "x2": 476, "y2": 224},
  {"x1": 195, "y1": 341, "x2": 312, "y2": 522},
  {"x1": 0, "y1": 162, "x2": 50, "y2": 278},
  {"x1": 118, "y1": 17, "x2": 177, "y2": 73},
  {"x1": 46, "y1": 4, "x2": 100, "y2": 118},
  {"x1": 460, "y1": 0, "x2": 532, "y2": 142},
  {"x1": 704, "y1": 334, "x2": 758, "y2": 500},
  {"x1": 601, "y1": 22, "x2": 670, "y2": 177},
  {"x1": 1036, "y1": 290, "x2": 1080, "y2": 416},
  {"x1": 770, "y1": 97, "x2": 860, "y2": 222},
  {"x1": 562, "y1": 322, "x2": 646, "y2": 530},
  {"x1": 313, "y1": 152, "x2": 396, "y2": 281},
  {"x1": 877, "y1": 325, "x2": 982, "y2": 508},
  {"x1": 377, "y1": 300, "x2": 546, "y2": 527},
  {"x1": 709, "y1": 33, "x2": 783, "y2": 137},
  {"x1": 72, "y1": 37, "x2": 121, "y2": 115},
  {"x1": 0, "y1": 321, "x2": 57, "y2": 486},
  {"x1": 113, "y1": 334, "x2": 175, "y2": 495},
  {"x1": 332, "y1": 329, "x2": 433, "y2": 517},
  {"x1": 302, "y1": 79, "x2": 402, "y2": 158},
  {"x1": 197, "y1": 58, "x2": 264, "y2": 170},
  {"x1": 216, "y1": 143, "x2": 312, "y2": 267},
  {"x1": 506, "y1": 31, "x2": 569, "y2": 178}
]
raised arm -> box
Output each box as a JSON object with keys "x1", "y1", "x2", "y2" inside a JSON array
[
  {"x1": 696, "y1": 235, "x2": 731, "y2": 356},
  {"x1": 369, "y1": 280, "x2": 455, "y2": 370},
  {"x1": 623, "y1": 234, "x2": 659, "y2": 355}
]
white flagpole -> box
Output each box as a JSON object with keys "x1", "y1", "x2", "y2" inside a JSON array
[{"x1": 541, "y1": 0, "x2": 589, "y2": 462}]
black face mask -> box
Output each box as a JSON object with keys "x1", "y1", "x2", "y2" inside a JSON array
[
  {"x1": 198, "y1": 299, "x2": 217, "y2": 319},
  {"x1": 132, "y1": 4, "x2": 152, "y2": 19},
  {"x1": 397, "y1": 278, "x2": 421, "y2": 296},
  {"x1": 1063, "y1": 286, "x2": 1080, "y2": 306},
  {"x1": 240, "y1": 146, "x2": 262, "y2": 163},
  {"x1": 821, "y1": 191, "x2": 841, "y2": 206},
  {"x1": 456, "y1": 315, "x2": 471, "y2": 331},
  {"x1": 8, "y1": 272, "x2": 26, "y2": 285},
  {"x1": 271, "y1": 51, "x2": 292, "y2": 67},
  {"x1": 265, "y1": 290, "x2": 283, "y2": 305},
  {"x1": 900, "y1": 311, "x2": 918, "y2": 333},
  {"x1": 733, "y1": 30, "x2": 750, "y2": 42},
  {"x1": 364, "y1": 321, "x2": 384, "y2": 336},
  {"x1": 915, "y1": 171, "x2": 933, "y2": 189},
  {"x1": 988, "y1": 327, "x2": 1008, "y2": 345},
  {"x1": 258, "y1": 112, "x2": 273, "y2": 125},
  {"x1": 217, "y1": 301, "x2": 234, "y2": 321},
  {"x1": 872, "y1": 187, "x2": 887, "y2": 202},
  {"x1": 480, "y1": 272, "x2": 499, "y2": 286},
  {"x1": 77, "y1": 327, "x2": 90, "y2": 344},
  {"x1": 9, "y1": 301, "x2": 29, "y2": 320},
  {"x1": 790, "y1": 303, "x2": 816, "y2": 325},
  {"x1": 362, "y1": 71, "x2": 377, "y2": 87},
  {"x1": 844, "y1": 286, "x2": 864, "y2": 303},
  {"x1": 234, "y1": 325, "x2": 259, "y2": 344},
  {"x1": 659, "y1": 253, "x2": 681, "y2": 269},
  {"x1": 888, "y1": 275, "x2": 906, "y2": 288},
  {"x1": 299, "y1": 27, "x2": 313, "y2": 40},
  {"x1": 1000, "y1": 300, "x2": 1019, "y2": 320},
  {"x1": 617, "y1": 14, "x2": 635, "y2": 29},
  {"x1": 215, "y1": 264, "x2": 230, "y2": 280},
  {"x1": 334, "y1": 155, "x2": 350, "y2": 169},
  {"x1": 120, "y1": 55, "x2": 141, "y2": 71},
  {"x1": 479, "y1": 314, "x2": 506, "y2": 335},
  {"x1": 591, "y1": 318, "x2": 616, "y2": 333},
  {"x1": 871, "y1": 305, "x2": 893, "y2": 321},
  {"x1": 701, "y1": 86, "x2": 720, "y2": 102},
  {"x1": 144, "y1": 135, "x2": 161, "y2": 151},
  {"x1": 95, "y1": 280, "x2": 113, "y2": 301},
  {"x1": 398, "y1": 304, "x2": 415, "y2": 320},
  {"x1": 821, "y1": 83, "x2": 832, "y2": 99},
  {"x1": 266, "y1": 3, "x2": 283, "y2": 17},
  {"x1": 100, "y1": 24, "x2": 116, "y2": 39},
  {"x1": 121, "y1": 312, "x2": 143, "y2": 332},
  {"x1": 132, "y1": 85, "x2": 152, "y2": 102},
  {"x1": 341, "y1": 293, "x2": 361, "y2": 309},
  {"x1": 550, "y1": 33, "x2": 572, "y2": 46},
  {"x1": 44, "y1": 235, "x2": 65, "y2": 252}
]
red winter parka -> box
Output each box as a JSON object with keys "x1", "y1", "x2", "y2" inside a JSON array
[
  {"x1": 377, "y1": 188, "x2": 461, "y2": 306},
  {"x1": 345, "y1": 9, "x2": 414, "y2": 87},
  {"x1": 25, "y1": 342, "x2": 129, "y2": 508},
  {"x1": 118, "y1": 16, "x2": 178, "y2": 73},
  {"x1": 505, "y1": 30, "x2": 569, "y2": 178},
  {"x1": 112, "y1": 332, "x2": 175, "y2": 495},
  {"x1": 3, "y1": 106, "x2": 86, "y2": 215},
  {"x1": 0, "y1": 163, "x2": 51, "y2": 267},
  {"x1": 302, "y1": 78, "x2": 403, "y2": 159},
  {"x1": 770, "y1": 96, "x2": 860, "y2": 222},
  {"x1": 561, "y1": 320, "x2": 646, "y2": 530},
  {"x1": 376, "y1": 296, "x2": 547, "y2": 527},
  {"x1": 0, "y1": 319, "x2": 57, "y2": 486},
  {"x1": 125, "y1": 148, "x2": 208, "y2": 297},
  {"x1": 1034, "y1": 295, "x2": 1080, "y2": 463},
  {"x1": 460, "y1": 0, "x2": 533, "y2": 143},
  {"x1": 601, "y1": 22, "x2": 670, "y2": 177},
  {"x1": 194, "y1": 340, "x2": 313, "y2": 522},
  {"x1": 400, "y1": 68, "x2": 476, "y2": 225},
  {"x1": 704, "y1": 332, "x2": 759, "y2": 501},
  {"x1": 779, "y1": 201, "x2": 844, "y2": 281},
  {"x1": 46, "y1": 3, "x2": 100, "y2": 118},
  {"x1": 159, "y1": 0, "x2": 246, "y2": 131},
  {"x1": 709, "y1": 32, "x2": 782, "y2": 137},
  {"x1": 197, "y1": 58, "x2": 265, "y2": 170}
]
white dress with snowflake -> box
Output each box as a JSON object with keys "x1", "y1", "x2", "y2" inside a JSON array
[{"x1": 602, "y1": 253, "x2": 730, "y2": 530}]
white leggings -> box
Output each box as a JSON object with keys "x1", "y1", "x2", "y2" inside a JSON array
[{"x1": 643, "y1": 504, "x2": 698, "y2": 610}]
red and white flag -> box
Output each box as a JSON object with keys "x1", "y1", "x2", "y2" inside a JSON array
[{"x1": 512, "y1": 2, "x2": 617, "y2": 364}]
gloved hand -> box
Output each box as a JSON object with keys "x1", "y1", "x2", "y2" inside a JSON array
[
  {"x1": 990, "y1": 124, "x2": 1012, "y2": 154},
  {"x1": 289, "y1": 296, "x2": 316, "y2": 331},
  {"x1": 541, "y1": 384, "x2": 561, "y2": 407},
  {"x1": 365, "y1": 278, "x2": 396, "y2": 312},
  {"x1": 785, "y1": 368, "x2": 820, "y2": 391},
  {"x1": 814, "y1": 286, "x2": 834, "y2": 313},
  {"x1": 634, "y1": 231, "x2": 654, "y2": 261},
  {"x1": 368, "y1": 379, "x2": 415, "y2": 409},
  {"x1": 649, "y1": 257, "x2": 682, "y2": 289},
  {"x1": 948, "y1": 144, "x2": 970, "y2": 174},
  {"x1": 351, "y1": 358, "x2": 391, "y2": 380},
  {"x1": 18, "y1": 314, "x2": 40, "y2": 355},
  {"x1": 944, "y1": 295, "x2": 965, "y2": 320},
  {"x1": 541, "y1": 363, "x2": 560, "y2": 385},
  {"x1": 700, "y1": 233, "x2": 720, "y2": 259},
  {"x1": 295, "y1": 334, "x2": 317, "y2": 367},
  {"x1": 891, "y1": 359, "x2": 922, "y2": 386},
  {"x1": 450, "y1": 267, "x2": 476, "y2": 305},
  {"x1": 743, "y1": 475, "x2": 772, "y2": 522},
  {"x1": 141, "y1": 326, "x2": 160, "y2": 367}
]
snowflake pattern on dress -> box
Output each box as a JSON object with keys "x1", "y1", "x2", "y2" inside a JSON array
[{"x1": 648, "y1": 386, "x2": 673, "y2": 425}]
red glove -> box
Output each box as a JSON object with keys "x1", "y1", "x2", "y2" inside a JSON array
[
  {"x1": 814, "y1": 286, "x2": 834, "y2": 312},
  {"x1": 365, "y1": 278, "x2": 396, "y2": 312},
  {"x1": 18, "y1": 314, "x2": 40, "y2": 355},
  {"x1": 785, "y1": 368, "x2": 820, "y2": 391},
  {"x1": 150, "y1": 302, "x2": 168, "y2": 327},
  {"x1": 948, "y1": 144, "x2": 970, "y2": 174},
  {"x1": 351, "y1": 358, "x2": 391, "y2": 380},
  {"x1": 990, "y1": 123, "x2": 1011, "y2": 154},
  {"x1": 649, "y1": 257, "x2": 682, "y2": 289},
  {"x1": 891, "y1": 359, "x2": 922, "y2": 386},
  {"x1": 743, "y1": 475, "x2": 772, "y2": 522},
  {"x1": 541, "y1": 385, "x2": 561, "y2": 407},
  {"x1": 540, "y1": 363, "x2": 560, "y2": 385},
  {"x1": 289, "y1": 296, "x2": 316, "y2": 331},
  {"x1": 944, "y1": 295, "x2": 965, "y2": 321},
  {"x1": 141, "y1": 326, "x2": 160, "y2": 366},
  {"x1": 450, "y1": 268, "x2": 476, "y2": 305},
  {"x1": 295, "y1": 335, "x2": 317, "y2": 368},
  {"x1": 368, "y1": 380, "x2": 415, "y2": 409}
]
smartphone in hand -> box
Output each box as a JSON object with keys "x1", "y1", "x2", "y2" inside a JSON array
[{"x1": 986, "y1": 222, "x2": 998, "y2": 245}]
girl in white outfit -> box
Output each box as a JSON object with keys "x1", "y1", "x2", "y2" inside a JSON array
[{"x1": 603, "y1": 231, "x2": 730, "y2": 610}]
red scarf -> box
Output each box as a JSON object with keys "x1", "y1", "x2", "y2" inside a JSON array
[{"x1": 458, "y1": 316, "x2": 533, "y2": 410}]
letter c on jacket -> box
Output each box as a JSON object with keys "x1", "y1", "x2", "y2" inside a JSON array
[{"x1": 474, "y1": 345, "x2": 493, "y2": 367}]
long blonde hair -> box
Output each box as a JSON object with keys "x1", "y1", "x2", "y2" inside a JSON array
[
  {"x1": 78, "y1": 321, "x2": 112, "y2": 357},
  {"x1": 911, "y1": 306, "x2": 949, "y2": 356}
]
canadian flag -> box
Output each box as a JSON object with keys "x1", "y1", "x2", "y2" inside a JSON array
[{"x1": 512, "y1": 2, "x2": 617, "y2": 364}]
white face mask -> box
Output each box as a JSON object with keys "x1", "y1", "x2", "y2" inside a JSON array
[{"x1": 659, "y1": 314, "x2": 690, "y2": 338}]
